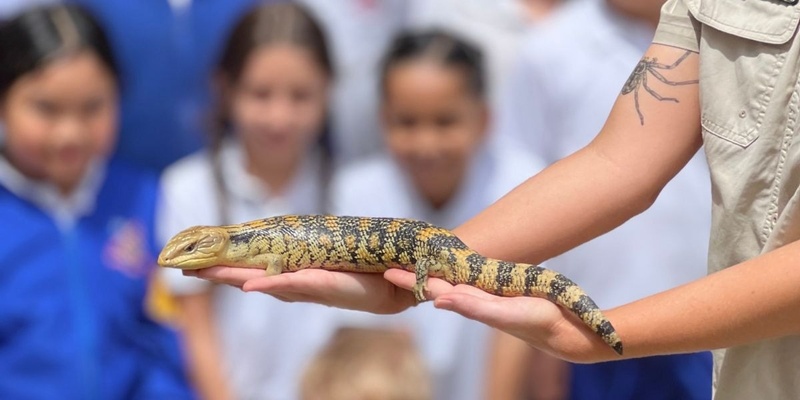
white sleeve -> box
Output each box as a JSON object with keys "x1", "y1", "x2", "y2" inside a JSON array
[
  {"x1": 494, "y1": 34, "x2": 563, "y2": 165},
  {"x1": 653, "y1": 0, "x2": 700, "y2": 53}
]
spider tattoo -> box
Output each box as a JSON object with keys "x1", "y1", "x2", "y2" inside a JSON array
[{"x1": 621, "y1": 50, "x2": 698, "y2": 125}]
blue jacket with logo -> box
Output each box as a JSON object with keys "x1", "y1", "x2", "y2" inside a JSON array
[{"x1": 0, "y1": 161, "x2": 195, "y2": 400}]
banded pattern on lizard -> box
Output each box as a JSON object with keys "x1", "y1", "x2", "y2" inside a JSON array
[{"x1": 158, "y1": 214, "x2": 623, "y2": 354}]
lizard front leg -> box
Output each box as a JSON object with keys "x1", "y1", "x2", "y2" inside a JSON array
[{"x1": 249, "y1": 253, "x2": 286, "y2": 276}]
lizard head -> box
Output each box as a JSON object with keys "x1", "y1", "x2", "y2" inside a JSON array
[{"x1": 158, "y1": 226, "x2": 229, "y2": 270}]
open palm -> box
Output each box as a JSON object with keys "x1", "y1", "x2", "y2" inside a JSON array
[
  {"x1": 185, "y1": 265, "x2": 601, "y2": 361},
  {"x1": 186, "y1": 266, "x2": 417, "y2": 314}
]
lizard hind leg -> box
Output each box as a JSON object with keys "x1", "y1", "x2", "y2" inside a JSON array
[
  {"x1": 412, "y1": 258, "x2": 431, "y2": 303},
  {"x1": 412, "y1": 255, "x2": 452, "y2": 303}
]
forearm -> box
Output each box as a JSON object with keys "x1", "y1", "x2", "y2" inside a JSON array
[
  {"x1": 455, "y1": 145, "x2": 660, "y2": 263},
  {"x1": 555, "y1": 240, "x2": 800, "y2": 362},
  {"x1": 175, "y1": 293, "x2": 235, "y2": 400},
  {"x1": 457, "y1": 44, "x2": 701, "y2": 264}
]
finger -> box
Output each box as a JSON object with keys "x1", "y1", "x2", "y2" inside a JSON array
[
  {"x1": 433, "y1": 292, "x2": 509, "y2": 328},
  {"x1": 241, "y1": 269, "x2": 417, "y2": 315},
  {"x1": 435, "y1": 292, "x2": 555, "y2": 334},
  {"x1": 448, "y1": 283, "x2": 501, "y2": 300},
  {"x1": 194, "y1": 266, "x2": 266, "y2": 286},
  {"x1": 220, "y1": 282, "x2": 244, "y2": 291},
  {"x1": 383, "y1": 269, "x2": 415, "y2": 289},
  {"x1": 268, "y1": 293, "x2": 296, "y2": 303},
  {"x1": 241, "y1": 276, "x2": 290, "y2": 292},
  {"x1": 241, "y1": 269, "x2": 339, "y2": 292},
  {"x1": 383, "y1": 269, "x2": 456, "y2": 299}
]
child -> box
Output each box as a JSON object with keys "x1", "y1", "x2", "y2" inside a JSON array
[
  {"x1": 157, "y1": 3, "x2": 348, "y2": 399},
  {"x1": 330, "y1": 30, "x2": 545, "y2": 400},
  {"x1": 0, "y1": 4, "x2": 193, "y2": 399},
  {"x1": 300, "y1": 327, "x2": 432, "y2": 400}
]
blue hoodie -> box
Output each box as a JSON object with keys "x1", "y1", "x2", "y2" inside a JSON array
[{"x1": 0, "y1": 160, "x2": 195, "y2": 400}]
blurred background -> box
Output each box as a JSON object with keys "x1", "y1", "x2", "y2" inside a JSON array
[{"x1": 0, "y1": 0, "x2": 713, "y2": 399}]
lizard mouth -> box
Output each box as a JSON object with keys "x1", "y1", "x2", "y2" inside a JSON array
[{"x1": 157, "y1": 251, "x2": 218, "y2": 269}]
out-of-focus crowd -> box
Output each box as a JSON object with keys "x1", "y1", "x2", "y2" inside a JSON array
[{"x1": 0, "y1": 1, "x2": 713, "y2": 399}]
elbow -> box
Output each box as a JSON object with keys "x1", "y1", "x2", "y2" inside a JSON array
[
  {"x1": 629, "y1": 185, "x2": 660, "y2": 216},
  {"x1": 585, "y1": 143, "x2": 666, "y2": 220}
]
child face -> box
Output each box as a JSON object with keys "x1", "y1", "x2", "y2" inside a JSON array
[
  {"x1": 228, "y1": 44, "x2": 328, "y2": 170},
  {"x1": 0, "y1": 51, "x2": 118, "y2": 194},
  {"x1": 382, "y1": 61, "x2": 488, "y2": 208}
]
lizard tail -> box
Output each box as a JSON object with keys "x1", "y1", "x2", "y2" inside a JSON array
[{"x1": 452, "y1": 252, "x2": 623, "y2": 355}]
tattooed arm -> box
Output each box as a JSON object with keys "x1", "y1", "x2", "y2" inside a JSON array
[
  {"x1": 390, "y1": 42, "x2": 797, "y2": 362},
  {"x1": 622, "y1": 50, "x2": 698, "y2": 125},
  {"x1": 455, "y1": 44, "x2": 701, "y2": 264},
  {"x1": 191, "y1": 44, "x2": 701, "y2": 306}
]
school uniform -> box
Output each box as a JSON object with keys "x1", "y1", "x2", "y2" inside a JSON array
[
  {"x1": 656, "y1": 1, "x2": 800, "y2": 398},
  {"x1": 0, "y1": 157, "x2": 194, "y2": 400},
  {"x1": 330, "y1": 143, "x2": 545, "y2": 400},
  {"x1": 496, "y1": 1, "x2": 713, "y2": 398},
  {"x1": 70, "y1": 0, "x2": 263, "y2": 171},
  {"x1": 159, "y1": 139, "x2": 353, "y2": 400}
]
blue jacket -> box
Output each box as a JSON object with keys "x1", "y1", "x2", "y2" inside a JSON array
[{"x1": 0, "y1": 161, "x2": 195, "y2": 400}]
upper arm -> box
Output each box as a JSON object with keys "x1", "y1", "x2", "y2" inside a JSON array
[{"x1": 588, "y1": 43, "x2": 702, "y2": 199}]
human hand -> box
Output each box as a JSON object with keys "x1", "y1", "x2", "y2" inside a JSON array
[
  {"x1": 383, "y1": 269, "x2": 618, "y2": 363},
  {"x1": 185, "y1": 266, "x2": 616, "y2": 361},
  {"x1": 183, "y1": 267, "x2": 418, "y2": 314}
]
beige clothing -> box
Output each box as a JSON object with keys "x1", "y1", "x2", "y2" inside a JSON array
[{"x1": 654, "y1": 0, "x2": 800, "y2": 398}]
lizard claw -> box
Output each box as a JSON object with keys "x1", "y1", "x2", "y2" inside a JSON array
[{"x1": 412, "y1": 283, "x2": 428, "y2": 303}]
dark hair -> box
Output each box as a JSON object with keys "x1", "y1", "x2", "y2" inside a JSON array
[
  {"x1": 219, "y1": 2, "x2": 333, "y2": 82},
  {"x1": 211, "y1": 2, "x2": 334, "y2": 223},
  {"x1": 0, "y1": 4, "x2": 118, "y2": 99},
  {"x1": 380, "y1": 29, "x2": 486, "y2": 98}
]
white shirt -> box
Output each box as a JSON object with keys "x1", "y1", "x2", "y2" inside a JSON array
[
  {"x1": 330, "y1": 143, "x2": 545, "y2": 400},
  {"x1": 496, "y1": 0, "x2": 711, "y2": 308},
  {"x1": 157, "y1": 139, "x2": 353, "y2": 400}
]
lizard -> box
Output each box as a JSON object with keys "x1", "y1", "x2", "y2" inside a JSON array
[{"x1": 158, "y1": 214, "x2": 623, "y2": 355}]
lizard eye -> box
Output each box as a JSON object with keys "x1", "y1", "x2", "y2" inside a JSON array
[{"x1": 183, "y1": 243, "x2": 197, "y2": 253}]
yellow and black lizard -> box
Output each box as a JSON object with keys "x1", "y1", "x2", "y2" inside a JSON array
[{"x1": 158, "y1": 214, "x2": 623, "y2": 355}]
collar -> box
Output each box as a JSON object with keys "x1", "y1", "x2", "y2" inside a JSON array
[
  {"x1": 217, "y1": 138, "x2": 323, "y2": 215},
  {"x1": 0, "y1": 155, "x2": 106, "y2": 231}
]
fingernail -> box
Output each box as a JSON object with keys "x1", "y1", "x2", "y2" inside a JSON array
[{"x1": 434, "y1": 298, "x2": 453, "y2": 311}]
